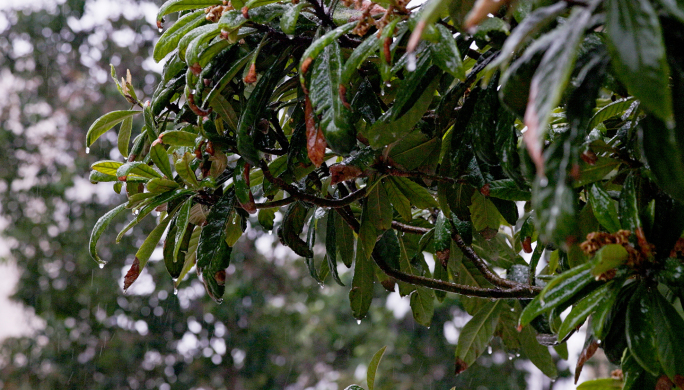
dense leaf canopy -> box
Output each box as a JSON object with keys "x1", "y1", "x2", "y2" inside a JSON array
[{"x1": 87, "y1": 0, "x2": 684, "y2": 387}]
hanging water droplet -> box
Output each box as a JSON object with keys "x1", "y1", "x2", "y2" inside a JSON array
[
  {"x1": 158, "y1": 28, "x2": 163, "y2": 33},
  {"x1": 215, "y1": 298, "x2": 223, "y2": 304},
  {"x1": 538, "y1": 177, "x2": 549, "y2": 187},
  {"x1": 356, "y1": 320, "x2": 361, "y2": 325},
  {"x1": 318, "y1": 283, "x2": 324, "y2": 289},
  {"x1": 487, "y1": 346, "x2": 492, "y2": 354},
  {"x1": 85, "y1": 147, "x2": 90, "y2": 154},
  {"x1": 132, "y1": 209, "x2": 139, "y2": 216},
  {"x1": 268, "y1": 230, "x2": 272, "y2": 235},
  {"x1": 407, "y1": 53, "x2": 417, "y2": 72},
  {"x1": 173, "y1": 286, "x2": 178, "y2": 295},
  {"x1": 98, "y1": 263, "x2": 105, "y2": 269}
]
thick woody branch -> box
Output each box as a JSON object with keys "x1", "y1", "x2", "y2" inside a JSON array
[{"x1": 254, "y1": 197, "x2": 295, "y2": 209}]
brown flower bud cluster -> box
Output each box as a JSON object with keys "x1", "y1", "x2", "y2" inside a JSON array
[
  {"x1": 670, "y1": 237, "x2": 684, "y2": 258},
  {"x1": 580, "y1": 229, "x2": 655, "y2": 274},
  {"x1": 205, "y1": 3, "x2": 234, "y2": 23}
]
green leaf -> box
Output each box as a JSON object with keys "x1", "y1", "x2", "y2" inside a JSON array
[
  {"x1": 325, "y1": 212, "x2": 344, "y2": 286},
  {"x1": 587, "y1": 97, "x2": 636, "y2": 131},
  {"x1": 389, "y1": 177, "x2": 438, "y2": 209},
  {"x1": 117, "y1": 116, "x2": 133, "y2": 158},
  {"x1": 397, "y1": 236, "x2": 418, "y2": 297},
  {"x1": 117, "y1": 189, "x2": 192, "y2": 242},
  {"x1": 279, "y1": 201, "x2": 313, "y2": 258},
  {"x1": 350, "y1": 229, "x2": 377, "y2": 320},
  {"x1": 523, "y1": 6, "x2": 592, "y2": 157},
  {"x1": 656, "y1": 0, "x2": 684, "y2": 24},
  {"x1": 469, "y1": 191, "x2": 501, "y2": 233},
  {"x1": 590, "y1": 281, "x2": 623, "y2": 339},
  {"x1": 160, "y1": 130, "x2": 198, "y2": 147},
  {"x1": 367, "y1": 346, "x2": 387, "y2": 390},
  {"x1": 430, "y1": 24, "x2": 464, "y2": 80},
  {"x1": 384, "y1": 179, "x2": 412, "y2": 221},
  {"x1": 652, "y1": 289, "x2": 684, "y2": 381},
  {"x1": 298, "y1": 21, "x2": 357, "y2": 84},
  {"x1": 154, "y1": 9, "x2": 205, "y2": 62},
  {"x1": 116, "y1": 162, "x2": 162, "y2": 180},
  {"x1": 149, "y1": 143, "x2": 174, "y2": 179},
  {"x1": 572, "y1": 157, "x2": 621, "y2": 188},
  {"x1": 605, "y1": 0, "x2": 673, "y2": 123},
  {"x1": 557, "y1": 281, "x2": 617, "y2": 341},
  {"x1": 280, "y1": 2, "x2": 306, "y2": 35},
  {"x1": 410, "y1": 287, "x2": 435, "y2": 327},
  {"x1": 257, "y1": 206, "x2": 276, "y2": 231},
  {"x1": 173, "y1": 197, "x2": 194, "y2": 262},
  {"x1": 591, "y1": 244, "x2": 628, "y2": 278},
  {"x1": 86, "y1": 110, "x2": 140, "y2": 147},
  {"x1": 157, "y1": 0, "x2": 221, "y2": 21},
  {"x1": 89, "y1": 203, "x2": 127, "y2": 265},
  {"x1": 519, "y1": 324, "x2": 558, "y2": 379},
  {"x1": 146, "y1": 178, "x2": 180, "y2": 193},
  {"x1": 237, "y1": 49, "x2": 290, "y2": 165},
  {"x1": 334, "y1": 211, "x2": 355, "y2": 268},
  {"x1": 91, "y1": 160, "x2": 123, "y2": 176},
  {"x1": 196, "y1": 189, "x2": 236, "y2": 270},
  {"x1": 485, "y1": 2, "x2": 568, "y2": 80},
  {"x1": 619, "y1": 173, "x2": 642, "y2": 231},
  {"x1": 576, "y1": 378, "x2": 623, "y2": 389},
  {"x1": 454, "y1": 300, "x2": 503, "y2": 374},
  {"x1": 487, "y1": 180, "x2": 531, "y2": 201},
  {"x1": 589, "y1": 183, "x2": 621, "y2": 233},
  {"x1": 175, "y1": 152, "x2": 199, "y2": 188},
  {"x1": 367, "y1": 64, "x2": 439, "y2": 148},
  {"x1": 366, "y1": 180, "x2": 393, "y2": 230},
  {"x1": 175, "y1": 225, "x2": 201, "y2": 288},
  {"x1": 89, "y1": 171, "x2": 117, "y2": 183},
  {"x1": 626, "y1": 284, "x2": 660, "y2": 376},
  {"x1": 518, "y1": 261, "x2": 595, "y2": 327},
  {"x1": 125, "y1": 214, "x2": 174, "y2": 291},
  {"x1": 640, "y1": 115, "x2": 684, "y2": 203},
  {"x1": 308, "y1": 39, "x2": 355, "y2": 154}
]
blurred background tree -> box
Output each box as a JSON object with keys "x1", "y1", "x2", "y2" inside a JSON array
[{"x1": 0, "y1": 1, "x2": 596, "y2": 389}]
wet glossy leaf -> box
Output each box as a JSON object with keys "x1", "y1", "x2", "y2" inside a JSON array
[
  {"x1": 89, "y1": 203, "x2": 127, "y2": 265},
  {"x1": 410, "y1": 287, "x2": 434, "y2": 327},
  {"x1": 86, "y1": 110, "x2": 140, "y2": 147},
  {"x1": 196, "y1": 189, "x2": 236, "y2": 270},
  {"x1": 626, "y1": 284, "x2": 660, "y2": 376},
  {"x1": 605, "y1": 0, "x2": 673, "y2": 123},
  {"x1": 454, "y1": 300, "x2": 503, "y2": 375},
  {"x1": 519, "y1": 324, "x2": 557, "y2": 379},
  {"x1": 519, "y1": 261, "x2": 595, "y2": 327},
  {"x1": 589, "y1": 184, "x2": 621, "y2": 233},
  {"x1": 367, "y1": 345, "x2": 387, "y2": 390}
]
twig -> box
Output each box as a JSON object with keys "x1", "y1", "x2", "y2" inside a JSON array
[
  {"x1": 255, "y1": 197, "x2": 295, "y2": 209},
  {"x1": 380, "y1": 166, "x2": 463, "y2": 185},
  {"x1": 450, "y1": 230, "x2": 541, "y2": 292},
  {"x1": 337, "y1": 210, "x2": 539, "y2": 298},
  {"x1": 259, "y1": 161, "x2": 368, "y2": 208}
]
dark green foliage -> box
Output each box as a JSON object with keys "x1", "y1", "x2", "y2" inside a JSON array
[{"x1": 74, "y1": 0, "x2": 684, "y2": 385}]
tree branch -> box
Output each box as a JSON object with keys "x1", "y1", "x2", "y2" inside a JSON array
[
  {"x1": 254, "y1": 197, "x2": 295, "y2": 209},
  {"x1": 338, "y1": 211, "x2": 540, "y2": 299},
  {"x1": 380, "y1": 166, "x2": 463, "y2": 185},
  {"x1": 259, "y1": 161, "x2": 367, "y2": 208},
  {"x1": 450, "y1": 231, "x2": 541, "y2": 292}
]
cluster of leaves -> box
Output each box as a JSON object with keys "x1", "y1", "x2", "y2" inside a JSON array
[{"x1": 86, "y1": 0, "x2": 684, "y2": 385}]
